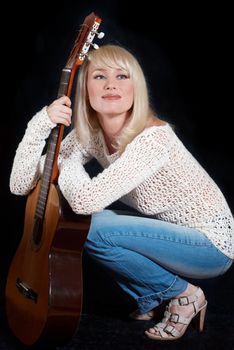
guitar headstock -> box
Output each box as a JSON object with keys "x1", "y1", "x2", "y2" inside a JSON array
[{"x1": 66, "y1": 12, "x2": 104, "y2": 70}]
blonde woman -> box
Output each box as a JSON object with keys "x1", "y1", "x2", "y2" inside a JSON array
[{"x1": 10, "y1": 45, "x2": 234, "y2": 341}]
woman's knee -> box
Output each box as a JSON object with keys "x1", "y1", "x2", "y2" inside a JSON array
[
  {"x1": 84, "y1": 227, "x2": 107, "y2": 254},
  {"x1": 86, "y1": 210, "x2": 116, "y2": 245}
]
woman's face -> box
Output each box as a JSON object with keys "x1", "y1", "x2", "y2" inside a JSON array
[{"x1": 87, "y1": 63, "x2": 134, "y2": 118}]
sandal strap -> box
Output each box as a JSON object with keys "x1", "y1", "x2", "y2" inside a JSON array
[
  {"x1": 153, "y1": 322, "x2": 181, "y2": 338},
  {"x1": 169, "y1": 312, "x2": 190, "y2": 325},
  {"x1": 164, "y1": 310, "x2": 190, "y2": 325},
  {"x1": 170, "y1": 287, "x2": 203, "y2": 313},
  {"x1": 163, "y1": 324, "x2": 181, "y2": 337}
]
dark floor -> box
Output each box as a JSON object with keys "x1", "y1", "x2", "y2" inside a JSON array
[{"x1": 1, "y1": 252, "x2": 234, "y2": 350}]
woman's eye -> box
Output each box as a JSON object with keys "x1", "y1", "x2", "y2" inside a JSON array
[
  {"x1": 94, "y1": 74, "x2": 106, "y2": 80},
  {"x1": 117, "y1": 74, "x2": 128, "y2": 80}
]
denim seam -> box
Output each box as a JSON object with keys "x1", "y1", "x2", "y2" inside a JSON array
[{"x1": 101, "y1": 231, "x2": 213, "y2": 247}]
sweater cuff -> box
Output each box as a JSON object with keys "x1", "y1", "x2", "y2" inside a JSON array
[
  {"x1": 26, "y1": 105, "x2": 57, "y2": 139},
  {"x1": 40, "y1": 105, "x2": 57, "y2": 129}
]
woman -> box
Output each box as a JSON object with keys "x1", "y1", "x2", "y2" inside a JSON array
[{"x1": 10, "y1": 44, "x2": 234, "y2": 341}]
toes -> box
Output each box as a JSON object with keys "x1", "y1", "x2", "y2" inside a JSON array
[
  {"x1": 145, "y1": 329, "x2": 161, "y2": 339},
  {"x1": 147, "y1": 327, "x2": 158, "y2": 334}
]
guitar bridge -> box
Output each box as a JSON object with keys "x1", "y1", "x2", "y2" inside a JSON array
[{"x1": 16, "y1": 278, "x2": 38, "y2": 303}]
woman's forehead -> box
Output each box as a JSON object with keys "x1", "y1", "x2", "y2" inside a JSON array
[{"x1": 88, "y1": 63, "x2": 128, "y2": 72}]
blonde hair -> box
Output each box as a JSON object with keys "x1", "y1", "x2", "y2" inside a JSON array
[{"x1": 74, "y1": 44, "x2": 153, "y2": 153}]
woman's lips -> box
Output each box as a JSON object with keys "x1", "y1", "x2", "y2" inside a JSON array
[{"x1": 102, "y1": 94, "x2": 121, "y2": 100}]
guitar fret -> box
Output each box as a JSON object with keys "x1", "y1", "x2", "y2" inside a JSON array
[
  {"x1": 36, "y1": 208, "x2": 44, "y2": 218},
  {"x1": 36, "y1": 205, "x2": 44, "y2": 212},
  {"x1": 58, "y1": 69, "x2": 71, "y2": 97},
  {"x1": 38, "y1": 194, "x2": 47, "y2": 200},
  {"x1": 37, "y1": 197, "x2": 46, "y2": 205},
  {"x1": 48, "y1": 142, "x2": 57, "y2": 148},
  {"x1": 36, "y1": 209, "x2": 45, "y2": 216}
]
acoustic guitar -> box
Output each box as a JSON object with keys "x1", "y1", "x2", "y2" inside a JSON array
[{"x1": 5, "y1": 12, "x2": 104, "y2": 347}]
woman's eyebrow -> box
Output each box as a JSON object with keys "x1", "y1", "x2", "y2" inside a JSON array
[{"x1": 90, "y1": 67, "x2": 127, "y2": 74}]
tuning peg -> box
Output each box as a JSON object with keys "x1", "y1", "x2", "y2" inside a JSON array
[
  {"x1": 89, "y1": 42, "x2": 99, "y2": 50},
  {"x1": 92, "y1": 30, "x2": 105, "y2": 39}
]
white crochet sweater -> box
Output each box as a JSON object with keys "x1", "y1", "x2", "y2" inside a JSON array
[{"x1": 10, "y1": 107, "x2": 234, "y2": 259}]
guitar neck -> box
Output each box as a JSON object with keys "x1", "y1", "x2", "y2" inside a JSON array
[{"x1": 35, "y1": 67, "x2": 72, "y2": 219}]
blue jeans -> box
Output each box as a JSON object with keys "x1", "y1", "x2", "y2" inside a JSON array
[{"x1": 84, "y1": 209, "x2": 233, "y2": 314}]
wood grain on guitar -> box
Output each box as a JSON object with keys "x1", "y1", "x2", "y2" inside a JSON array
[{"x1": 5, "y1": 12, "x2": 104, "y2": 347}]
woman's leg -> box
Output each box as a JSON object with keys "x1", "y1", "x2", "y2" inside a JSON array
[{"x1": 85, "y1": 209, "x2": 232, "y2": 314}]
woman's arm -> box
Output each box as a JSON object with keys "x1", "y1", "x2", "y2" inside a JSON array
[
  {"x1": 9, "y1": 96, "x2": 89, "y2": 195},
  {"x1": 58, "y1": 126, "x2": 171, "y2": 215},
  {"x1": 10, "y1": 106, "x2": 56, "y2": 195}
]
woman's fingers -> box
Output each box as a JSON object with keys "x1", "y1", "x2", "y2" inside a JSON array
[
  {"x1": 58, "y1": 95, "x2": 72, "y2": 107},
  {"x1": 47, "y1": 96, "x2": 72, "y2": 126}
]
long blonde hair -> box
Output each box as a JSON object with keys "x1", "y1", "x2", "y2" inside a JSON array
[{"x1": 74, "y1": 44, "x2": 154, "y2": 153}]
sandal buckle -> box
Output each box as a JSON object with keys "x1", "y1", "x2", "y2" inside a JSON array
[
  {"x1": 178, "y1": 296, "x2": 189, "y2": 305},
  {"x1": 164, "y1": 324, "x2": 174, "y2": 334},
  {"x1": 170, "y1": 313, "x2": 179, "y2": 323}
]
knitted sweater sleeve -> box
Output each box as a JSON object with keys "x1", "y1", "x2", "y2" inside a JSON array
[
  {"x1": 9, "y1": 107, "x2": 91, "y2": 195},
  {"x1": 58, "y1": 127, "x2": 170, "y2": 214}
]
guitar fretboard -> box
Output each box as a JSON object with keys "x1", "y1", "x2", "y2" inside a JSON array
[
  {"x1": 34, "y1": 68, "x2": 72, "y2": 220},
  {"x1": 35, "y1": 127, "x2": 59, "y2": 219}
]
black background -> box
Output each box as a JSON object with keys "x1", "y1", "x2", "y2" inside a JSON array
[
  {"x1": 2, "y1": 1, "x2": 233, "y2": 198},
  {"x1": 0, "y1": 1, "x2": 233, "y2": 349},
  {"x1": 2, "y1": 1, "x2": 233, "y2": 245}
]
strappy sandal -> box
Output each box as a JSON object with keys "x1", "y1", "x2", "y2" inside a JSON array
[{"x1": 145, "y1": 287, "x2": 207, "y2": 340}]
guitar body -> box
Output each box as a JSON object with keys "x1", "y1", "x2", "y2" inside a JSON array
[{"x1": 5, "y1": 181, "x2": 91, "y2": 346}]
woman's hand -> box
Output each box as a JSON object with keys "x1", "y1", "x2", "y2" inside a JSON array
[{"x1": 47, "y1": 96, "x2": 72, "y2": 126}]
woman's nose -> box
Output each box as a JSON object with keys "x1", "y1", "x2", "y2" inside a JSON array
[{"x1": 104, "y1": 78, "x2": 116, "y2": 90}]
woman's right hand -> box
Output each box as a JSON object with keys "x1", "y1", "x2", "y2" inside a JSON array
[{"x1": 47, "y1": 95, "x2": 72, "y2": 127}]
